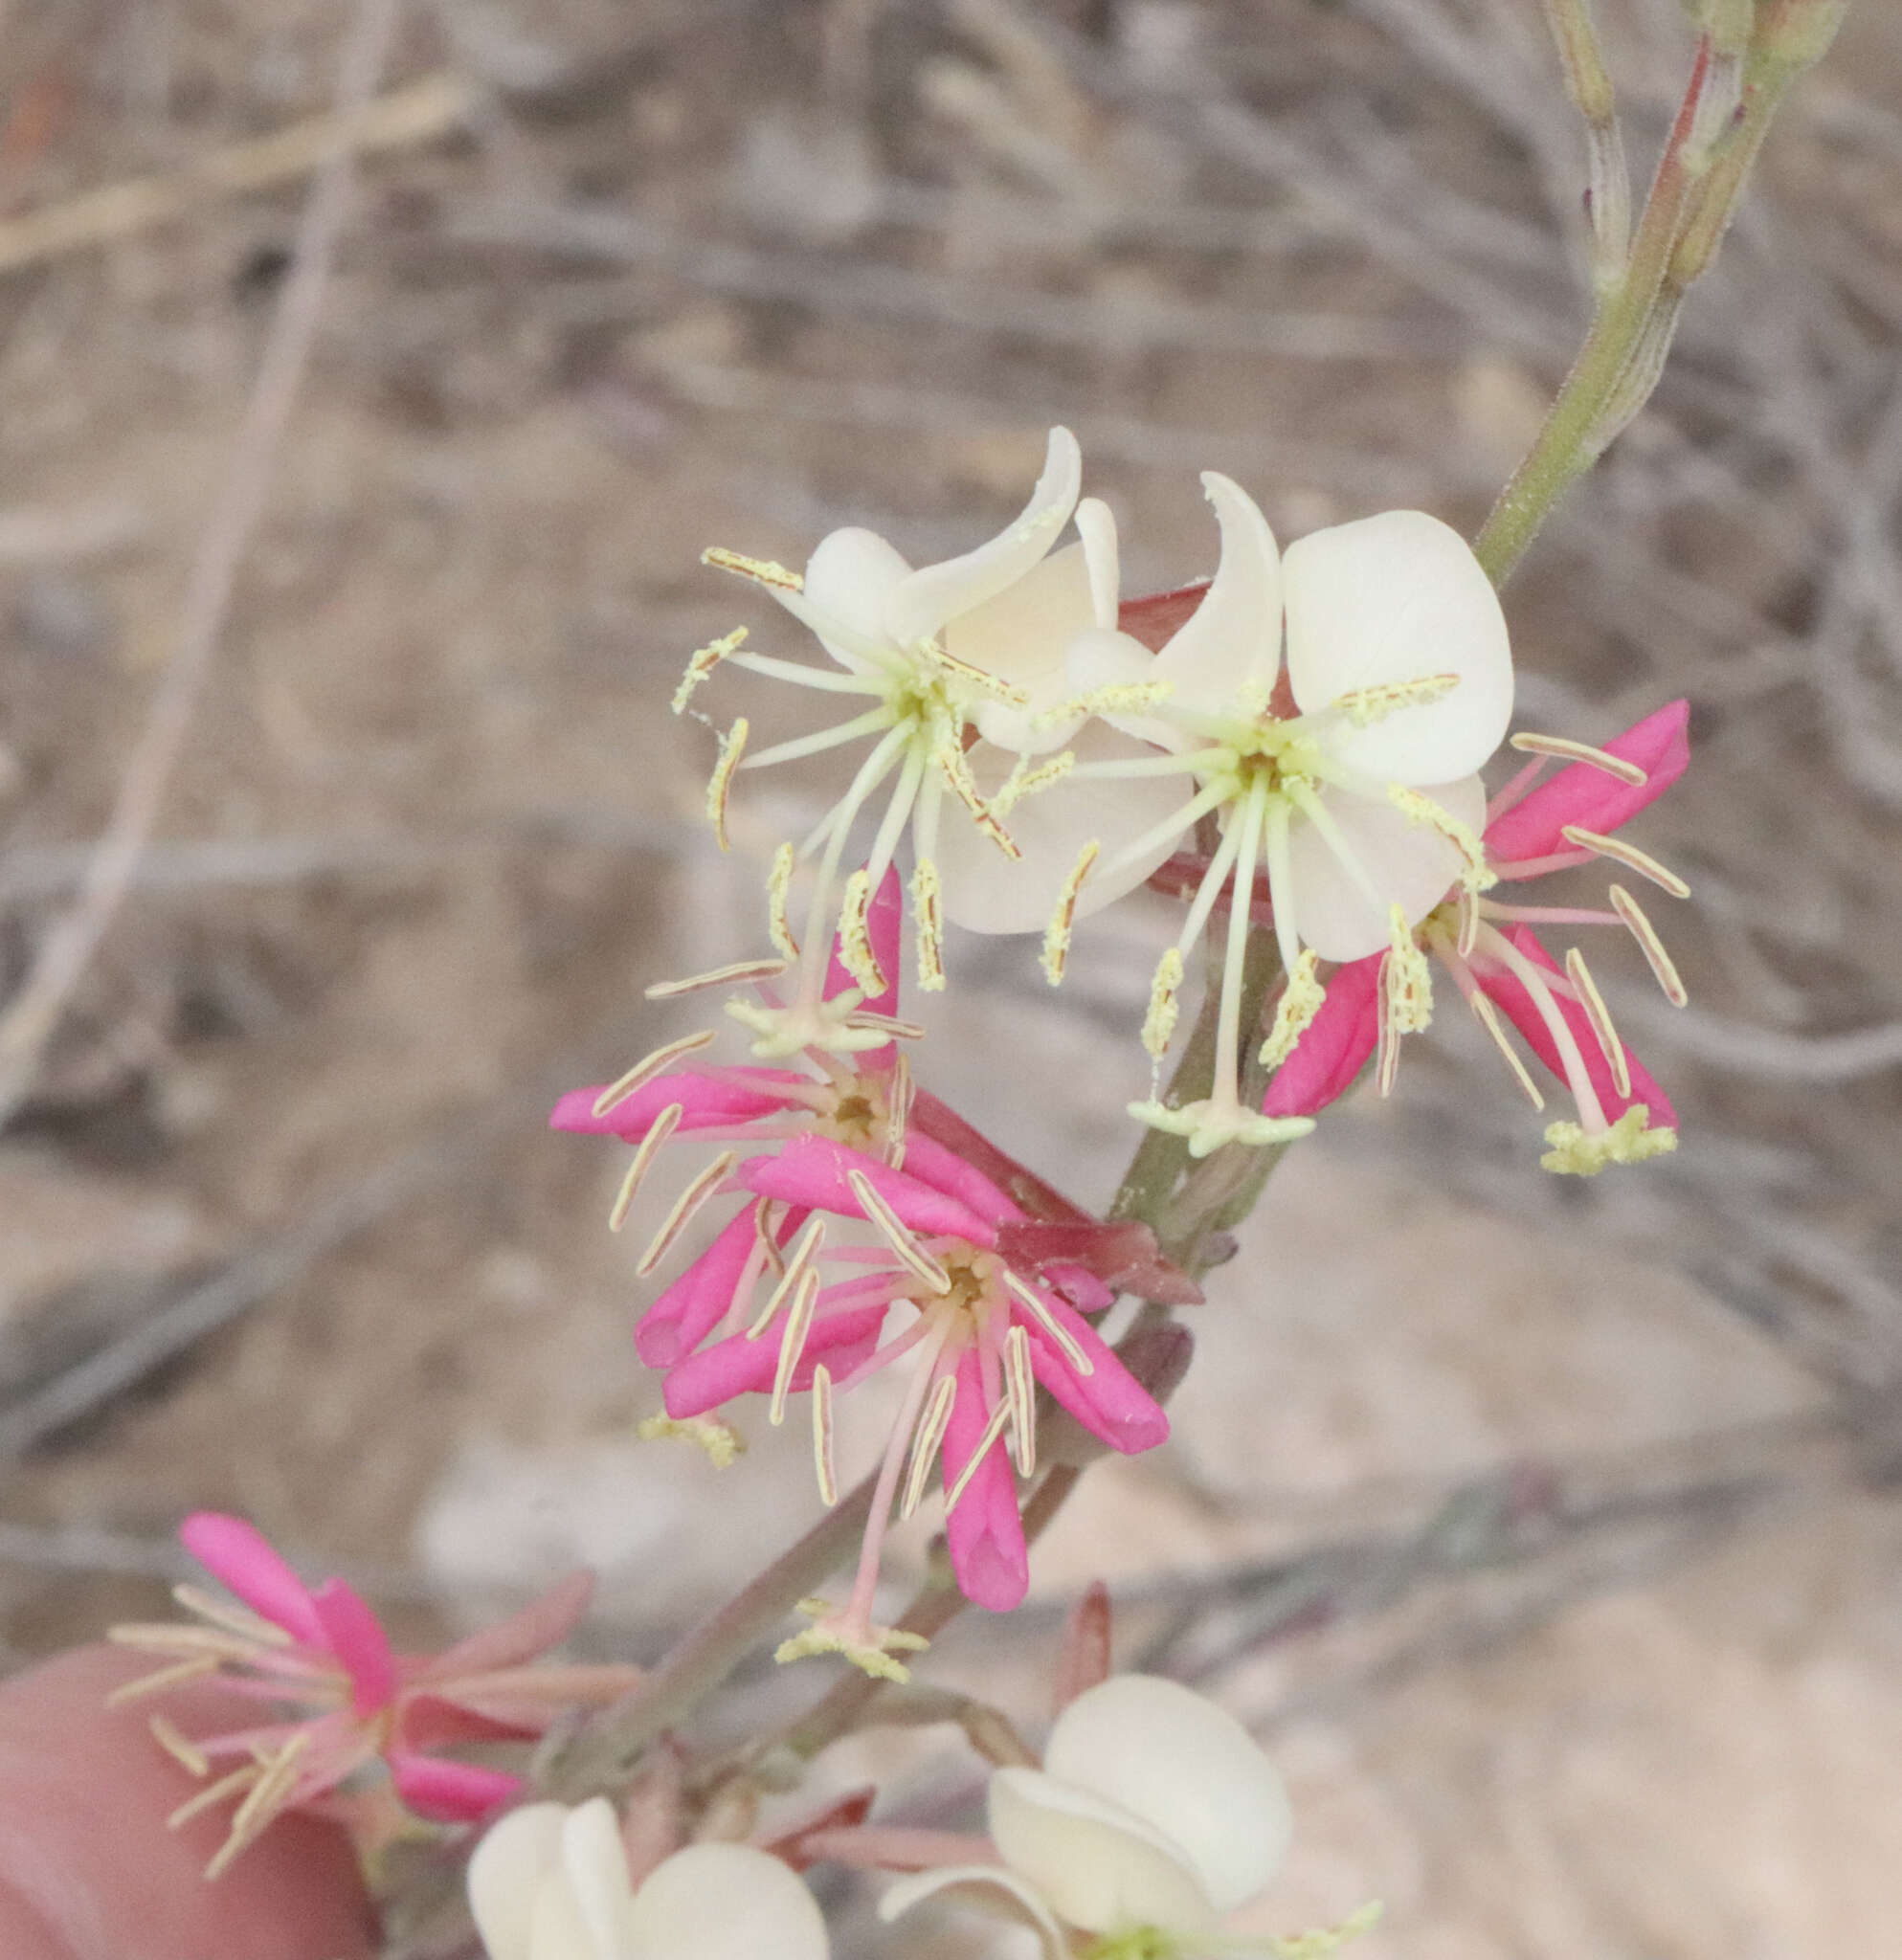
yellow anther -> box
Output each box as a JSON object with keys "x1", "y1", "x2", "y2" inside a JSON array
[
  {"x1": 148, "y1": 1714, "x2": 211, "y2": 1779},
  {"x1": 1332, "y1": 671, "x2": 1460, "y2": 727},
  {"x1": 645, "y1": 957, "x2": 788, "y2": 999},
  {"x1": 767, "y1": 843, "x2": 799, "y2": 960},
  {"x1": 937, "y1": 739, "x2": 1022, "y2": 860},
  {"x1": 1510, "y1": 729, "x2": 1646, "y2": 786},
  {"x1": 1468, "y1": 991, "x2": 1545, "y2": 1110},
  {"x1": 883, "y1": 1052, "x2": 914, "y2": 1168},
  {"x1": 1608, "y1": 883, "x2": 1689, "y2": 1006},
  {"x1": 1004, "y1": 1324, "x2": 1037, "y2": 1477},
  {"x1": 706, "y1": 717, "x2": 749, "y2": 851},
  {"x1": 1562, "y1": 825, "x2": 1690, "y2": 900},
  {"x1": 1564, "y1": 946, "x2": 1631, "y2": 1098},
  {"x1": 847, "y1": 1167, "x2": 951, "y2": 1293},
  {"x1": 701, "y1": 546, "x2": 803, "y2": 591},
  {"x1": 593, "y1": 1029, "x2": 716, "y2": 1120},
  {"x1": 943, "y1": 1395, "x2": 1014, "y2": 1515},
  {"x1": 1259, "y1": 948, "x2": 1326, "y2": 1069},
  {"x1": 1041, "y1": 840, "x2": 1099, "y2": 988},
  {"x1": 637, "y1": 1414, "x2": 746, "y2": 1467},
  {"x1": 902, "y1": 1374, "x2": 959, "y2": 1520},
  {"x1": 911, "y1": 859, "x2": 946, "y2": 993},
  {"x1": 1540, "y1": 1106, "x2": 1677, "y2": 1175},
  {"x1": 811, "y1": 1366, "x2": 838, "y2": 1505},
  {"x1": 1383, "y1": 904, "x2": 1434, "y2": 1035},
  {"x1": 1039, "y1": 678, "x2": 1172, "y2": 727},
  {"x1": 838, "y1": 869, "x2": 887, "y2": 998},
  {"x1": 1142, "y1": 947, "x2": 1185, "y2": 1061},
  {"x1": 1389, "y1": 784, "x2": 1496, "y2": 892},
  {"x1": 747, "y1": 1215, "x2": 827, "y2": 1339},
  {"x1": 638, "y1": 1150, "x2": 737, "y2": 1278},
  {"x1": 917, "y1": 639, "x2": 1031, "y2": 705},
  {"x1": 768, "y1": 1268, "x2": 822, "y2": 1427},
  {"x1": 609, "y1": 1103, "x2": 683, "y2": 1232},
  {"x1": 992, "y1": 748, "x2": 1076, "y2": 819},
  {"x1": 671, "y1": 626, "x2": 748, "y2": 715},
  {"x1": 1003, "y1": 1271, "x2": 1094, "y2": 1376}
]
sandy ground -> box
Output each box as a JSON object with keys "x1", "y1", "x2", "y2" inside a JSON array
[{"x1": 2, "y1": 1, "x2": 1900, "y2": 1953}]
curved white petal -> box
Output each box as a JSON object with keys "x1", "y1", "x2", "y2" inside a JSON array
[
  {"x1": 1041, "y1": 1676, "x2": 1293, "y2": 1915},
  {"x1": 1283, "y1": 510, "x2": 1511, "y2": 783},
  {"x1": 1282, "y1": 773, "x2": 1485, "y2": 962},
  {"x1": 1152, "y1": 474, "x2": 1282, "y2": 719},
  {"x1": 800, "y1": 527, "x2": 914, "y2": 672},
  {"x1": 1075, "y1": 497, "x2": 1121, "y2": 629},
  {"x1": 952, "y1": 543, "x2": 1097, "y2": 755},
  {"x1": 560, "y1": 1799, "x2": 638, "y2": 1959},
  {"x1": 469, "y1": 1804, "x2": 570, "y2": 1960},
  {"x1": 989, "y1": 1766, "x2": 1217, "y2": 1936},
  {"x1": 884, "y1": 428, "x2": 1082, "y2": 645},
  {"x1": 626, "y1": 1841, "x2": 829, "y2": 1960},
  {"x1": 879, "y1": 1863, "x2": 1066, "y2": 1960},
  {"x1": 528, "y1": 1862, "x2": 606, "y2": 1960},
  {"x1": 935, "y1": 728, "x2": 1191, "y2": 936}
]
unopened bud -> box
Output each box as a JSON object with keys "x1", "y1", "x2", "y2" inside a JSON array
[
  {"x1": 1683, "y1": 0, "x2": 1754, "y2": 56},
  {"x1": 1753, "y1": 0, "x2": 1849, "y2": 70}
]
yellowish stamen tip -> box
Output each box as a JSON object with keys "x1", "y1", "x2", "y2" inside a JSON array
[
  {"x1": 767, "y1": 842, "x2": 799, "y2": 960},
  {"x1": 937, "y1": 738, "x2": 1022, "y2": 861},
  {"x1": 911, "y1": 859, "x2": 946, "y2": 992},
  {"x1": 637, "y1": 1414, "x2": 747, "y2": 1467},
  {"x1": 1040, "y1": 677, "x2": 1173, "y2": 726},
  {"x1": 838, "y1": 869, "x2": 887, "y2": 998},
  {"x1": 1334, "y1": 672, "x2": 1459, "y2": 727},
  {"x1": 1260, "y1": 948, "x2": 1326, "y2": 1068},
  {"x1": 701, "y1": 546, "x2": 803, "y2": 591},
  {"x1": 671, "y1": 626, "x2": 748, "y2": 715},
  {"x1": 1041, "y1": 839, "x2": 1100, "y2": 988},
  {"x1": 918, "y1": 638, "x2": 1030, "y2": 705},
  {"x1": 1540, "y1": 1106, "x2": 1677, "y2": 1175},
  {"x1": 1389, "y1": 784, "x2": 1497, "y2": 892},
  {"x1": 1383, "y1": 904, "x2": 1434, "y2": 1035},
  {"x1": 993, "y1": 748, "x2": 1077, "y2": 819},
  {"x1": 1142, "y1": 947, "x2": 1185, "y2": 1061},
  {"x1": 706, "y1": 717, "x2": 749, "y2": 851}
]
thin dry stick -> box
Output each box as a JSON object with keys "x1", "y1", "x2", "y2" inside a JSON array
[
  {"x1": 0, "y1": 71, "x2": 471, "y2": 278},
  {"x1": 0, "y1": 0, "x2": 407, "y2": 1128}
]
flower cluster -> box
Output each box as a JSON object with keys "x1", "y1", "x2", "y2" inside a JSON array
[{"x1": 108, "y1": 1512, "x2": 641, "y2": 1876}]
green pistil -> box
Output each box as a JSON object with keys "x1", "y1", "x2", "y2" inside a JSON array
[{"x1": 1082, "y1": 1930, "x2": 1179, "y2": 1960}]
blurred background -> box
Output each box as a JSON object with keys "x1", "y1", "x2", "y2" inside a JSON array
[{"x1": 1, "y1": 0, "x2": 1899, "y2": 1951}]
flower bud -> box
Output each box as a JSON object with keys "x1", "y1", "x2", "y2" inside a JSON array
[{"x1": 1752, "y1": 0, "x2": 1849, "y2": 70}]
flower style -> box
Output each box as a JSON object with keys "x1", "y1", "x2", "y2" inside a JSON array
[
  {"x1": 108, "y1": 1512, "x2": 640, "y2": 1876},
  {"x1": 1261, "y1": 700, "x2": 1690, "y2": 1173},
  {"x1": 469, "y1": 1798, "x2": 829, "y2": 1960},
  {"x1": 676, "y1": 425, "x2": 1120, "y2": 1020},
  {"x1": 937, "y1": 474, "x2": 1514, "y2": 1159},
  {"x1": 649, "y1": 1130, "x2": 1177, "y2": 1679},
  {"x1": 879, "y1": 1674, "x2": 1376, "y2": 1960}
]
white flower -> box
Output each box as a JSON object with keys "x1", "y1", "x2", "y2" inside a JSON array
[
  {"x1": 468, "y1": 1798, "x2": 829, "y2": 1960},
  {"x1": 880, "y1": 1674, "x2": 1295, "y2": 1957},
  {"x1": 680, "y1": 428, "x2": 1119, "y2": 1036},
  {"x1": 937, "y1": 476, "x2": 1512, "y2": 1156}
]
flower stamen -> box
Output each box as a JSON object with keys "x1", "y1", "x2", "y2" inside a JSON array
[
  {"x1": 593, "y1": 1030, "x2": 718, "y2": 1120},
  {"x1": 609, "y1": 1103, "x2": 682, "y2": 1232},
  {"x1": 1041, "y1": 841, "x2": 1100, "y2": 988},
  {"x1": 638, "y1": 1150, "x2": 739, "y2": 1278},
  {"x1": 1560, "y1": 824, "x2": 1690, "y2": 899}
]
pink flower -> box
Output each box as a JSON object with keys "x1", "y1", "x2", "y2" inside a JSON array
[
  {"x1": 108, "y1": 1513, "x2": 641, "y2": 1876},
  {"x1": 1262, "y1": 702, "x2": 1689, "y2": 1172},
  {"x1": 652, "y1": 1131, "x2": 1176, "y2": 1676}
]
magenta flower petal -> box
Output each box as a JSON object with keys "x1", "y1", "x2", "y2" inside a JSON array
[
  {"x1": 1018, "y1": 1290, "x2": 1170, "y2": 1455},
  {"x1": 428, "y1": 1570, "x2": 594, "y2": 1679},
  {"x1": 1262, "y1": 954, "x2": 1381, "y2": 1118},
  {"x1": 1039, "y1": 1260, "x2": 1117, "y2": 1315},
  {"x1": 899, "y1": 1132, "x2": 1021, "y2": 1228},
  {"x1": 1486, "y1": 700, "x2": 1689, "y2": 865},
  {"x1": 389, "y1": 1751, "x2": 522, "y2": 1822},
  {"x1": 179, "y1": 1511, "x2": 325, "y2": 1646},
  {"x1": 636, "y1": 1201, "x2": 764, "y2": 1369},
  {"x1": 823, "y1": 863, "x2": 905, "y2": 1018},
  {"x1": 309, "y1": 1578, "x2": 398, "y2": 1717},
  {"x1": 661, "y1": 1303, "x2": 889, "y2": 1417},
  {"x1": 549, "y1": 1071, "x2": 799, "y2": 1140},
  {"x1": 941, "y1": 1350, "x2": 1029, "y2": 1612},
  {"x1": 740, "y1": 1136, "x2": 997, "y2": 1244},
  {"x1": 1482, "y1": 925, "x2": 1677, "y2": 1129}
]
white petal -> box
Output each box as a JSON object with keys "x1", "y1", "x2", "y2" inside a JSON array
[
  {"x1": 469, "y1": 1804, "x2": 570, "y2": 1960},
  {"x1": 935, "y1": 728, "x2": 1192, "y2": 936},
  {"x1": 1152, "y1": 474, "x2": 1282, "y2": 719},
  {"x1": 1064, "y1": 628, "x2": 1184, "y2": 751},
  {"x1": 1282, "y1": 773, "x2": 1485, "y2": 962},
  {"x1": 559, "y1": 1799, "x2": 638, "y2": 1959},
  {"x1": 626, "y1": 1842, "x2": 829, "y2": 1960},
  {"x1": 800, "y1": 527, "x2": 914, "y2": 671},
  {"x1": 1282, "y1": 509, "x2": 1511, "y2": 783},
  {"x1": 1075, "y1": 497, "x2": 1121, "y2": 629},
  {"x1": 989, "y1": 1766, "x2": 1216, "y2": 1936},
  {"x1": 1041, "y1": 1675, "x2": 1293, "y2": 1916},
  {"x1": 879, "y1": 1864, "x2": 1066, "y2": 1960},
  {"x1": 884, "y1": 428, "x2": 1082, "y2": 645},
  {"x1": 528, "y1": 1864, "x2": 607, "y2": 1960},
  {"x1": 952, "y1": 542, "x2": 1097, "y2": 755}
]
